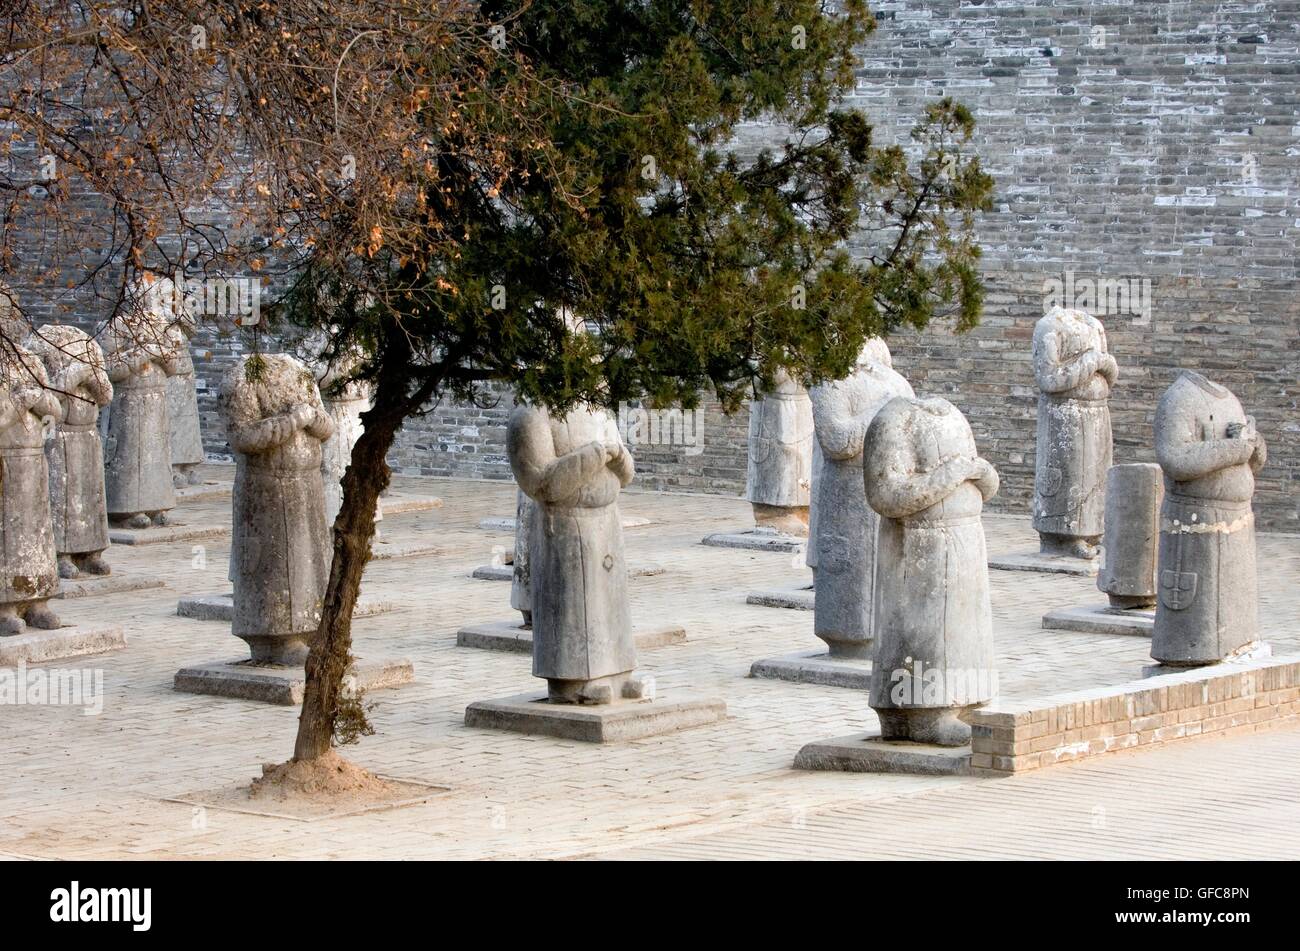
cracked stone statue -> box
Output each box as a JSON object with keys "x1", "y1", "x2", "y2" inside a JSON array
[
  {"x1": 1151, "y1": 371, "x2": 1266, "y2": 667},
  {"x1": 1031, "y1": 306, "x2": 1116, "y2": 560},
  {"x1": 746, "y1": 368, "x2": 814, "y2": 534},
  {"x1": 1096, "y1": 463, "x2": 1163, "y2": 611},
  {"x1": 864, "y1": 396, "x2": 999, "y2": 746},
  {"x1": 507, "y1": 399, "x2": 638, "y2": 704},
  {"x1": 301, "y1": 332, "x2": 382, "y2": 530},
  {"x1": 101, "y1": 275, "x2": 182, "y2": 528},
  {"x1": 808, "y1": 338, "x2": 913, "y2": 659},
  {"x1": 220, "y1": 353, "x2": 335, "y2": 665},
  {"x1": 166, "y1": 308, "x2": 205, "y2": 488},
  {"x1": 0, "y1": 313, "x2": 66, "y2": 636},
  {"x1": 29, "y1": 325, "x2": 114, "y2": 580}
]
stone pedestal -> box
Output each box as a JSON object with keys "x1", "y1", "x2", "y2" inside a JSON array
[
  {"x1": 988, "y1": 550, "x2": 1100, "y2": 577},
  {"x1": 379, "y1": 497, "x2": 443, "y2": 517},
  {"x1": 57, "y1": 575, "x2": 166, "y2": 600},
  {"x1": 701, "y1": 527, "x2": 806, "y2": 553},
  {"x1": 0, "y1": 625, "x2": 126, "y2": 665},
  {"x1": 746, "y1": 584, "x2": 815, "y2": 611},
  {"x1": 1041, "y1": 604, "x2": 1154, "y2": 637},
  {"x1": 471, "y1": 564, "x2": 513, "y2": 581},
  {"x1": 174, "y1": 480, "x2": 233, "y2": 503},
  {"x1": 749, "y1": 650, "x2": 871, "y2": 689},
  {"x1": 108, "y1": 522, "x2": 229, "y2": 547},
  {"x1": 456, "y1": 620, "x2": 685, "y2": 654},
  {"x1": 174, "y1": 656, "x2": 413, "y2": 705},
  {"x1": 176, "y1": 591, "x2": 394, "y2": 622},
  {"x1": 369, "y1": 541, "x2": 441, "y2": 561},
  {"x1": 794, "y1": 734, "x2": 972, "y2": 776},
  {"x1": 464, "y1": 691, "x2": 726, "y2": 743},
  {"x1": 1142, "y1": 641, "x2": 1272, "y2": 679}
]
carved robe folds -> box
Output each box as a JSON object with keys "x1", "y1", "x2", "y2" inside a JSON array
[
  {"x1": 507, "y1": 403, "x2": 635, "y2": 694},
  {"x1": 1151, "y1": 371, "x2": 1265, "y2": 666}
]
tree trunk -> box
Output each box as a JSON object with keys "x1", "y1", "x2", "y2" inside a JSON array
[{"x1": 292, "y1": 381, "x2": 407, "y2": 763}]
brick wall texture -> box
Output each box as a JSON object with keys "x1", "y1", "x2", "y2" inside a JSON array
[{"x1": 6, "y1": 2, "x2": 1298, "y2": 527}]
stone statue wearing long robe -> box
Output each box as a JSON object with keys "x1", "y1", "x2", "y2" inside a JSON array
[
  {"x1": 510, "y1": 487, "x2": 536, "y2": 627},
  {"x1": 220, "y1": 354, "x2": 334, "y2": 665},
  {"x1": 0, "y1": 341, "x2": 65, "y2": 635},
  {"x1": 166, "y1": 310, "x2": 204, "y2": 487},
  {"x1": 1031, "y1": 307, "x2": 1116, "y2": 559},
  {"x1": 746, "y1": 369, "x2": 814, "y2": 534},
  {"x1": 865, "y1": 396, "x2": 999, "y2": 746},
  {"x1": 102, "y1": 276, "x2": 182, "y2": 527},
  {"x1": 1151, "y1": 371, "x2": 1266, "y2": 667},
  {"x1": 809, "y1": 339, "x2": 913, "y2": 658},
  {"x1": 30, "y1": 325, "x2": 113, "y2": 579},
  {"x1": 508, "y1": 401, "x2": 635, "y2": 703}
]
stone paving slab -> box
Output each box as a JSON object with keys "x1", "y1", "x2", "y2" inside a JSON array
[
  {"x1": 1042, "y1": 604, "x2": 1154, "y2": 636},
  {"x1": 465, "y1": 692, "x2": 727, "y2": 743},
  {"x1": 173, "y1": 656, "x2": 415, "y2": 705},
  {"x1": 988, "y1": 550, "x2": 1100, "y2": 577},
  {"x1": 0, "y1": 625, "x2": 126, "y2": 665},
  {"x1": 456, "y1": 619, "x2": 687, "y2": 653},
  {"x1": 750, "y1": 650, "x2": 871, "y2": 689}
]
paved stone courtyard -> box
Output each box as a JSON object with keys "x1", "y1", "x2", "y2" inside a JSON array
[{"x1": 3, "y1": 465, "x2": 1298, "y2": 860}]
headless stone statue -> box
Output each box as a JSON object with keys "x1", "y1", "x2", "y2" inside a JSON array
[
  {"x1": 102, "y1": 276, "x2": 181, "y2": 527},
  {"x1": 865, "y1": 396, "x2": 999, "y2": 746},
  {"x1": 0, "y1": 338, "x2": 65, "y2": 635},
  {"x1": 1031, "y1": 307, "x2": 1116, "y2": 559},
  {"x1": 1097, "y1": 463, "x2": 1163, "y2": 611},
  {"x1": 1151, "y1": 371, "x2": 1266, "y2": 667},
  {"x1": 308, "y1": 345, "x2": 382, "y2": 531},
  {"x1": 808, "y1": 338, "x2": 913, "y2": 658},
  {"x1": 804, "y1": 439, "x2": 822, "y2": 579},
  {"x1": 29, "y1": 325, "x2": 113, "y2": 579},
  {"x1": 509, "y1": 487, "x2": 536, "y2": 627},
  {"x1": 507, "y1": 401, "x2": 636, "y2": 704},
  {"x1": 746, "y1": 369, "x2": 813, "y2": 534},
  {"x1": 220, "y1": 354, "x2": 335, "y2": 665},
  {"x1": 166, "y1": 311, "x2": 205, "y2": 487}
]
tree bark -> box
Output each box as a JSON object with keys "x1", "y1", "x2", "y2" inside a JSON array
[{"x1": 292, "y1": 376, "x2": 408, "y2": 763}]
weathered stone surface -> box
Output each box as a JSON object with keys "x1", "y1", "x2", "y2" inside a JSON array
[
  {"x1": 166, "y1": 313, "x2": 205, "y2": 488},
  {"x1": 368, "y1": 541, "x2": 441, "y2": 561},
  {"x1": 30, "y1": 325, "x2": 113, "y2": 580},
  {"x1": 509, "y1": 487, "x2": 534, "y2": 625},
  {"x1": 108, "y1": 522, "x2": 228, "y2": 546},
  {"x1": 864, "y1": 396, "x2": 999, "y2": 746},
  {"x1": 988, "y1": 549, "x2": 1101, "y2": 577},
  {"x1": 0, "y1": 311, "x2": 65, "y2": 637},
  {"x1": 58, "y1": 574, "x2": 165, "y2": 600},
  {"x1": 746, "y1": 369, "x2": 813, "y2": 533},
  {"x1": 101, "y1": 275, "x2": 181, "y2": 525},
  {"x1": 176, "y1": 591, "x2": 394, "y2": 622},
  {"x1": 507, "y1": 401, "x2": 636, "y2": 703},
  {"x1": 174, "y1": 656, "x2": 413, "y2": 705},
  {"x1": 1041, "y1": 604, "x2": 1154, "y2": 637},
  {"x1": 749, "y1": 650, "x2": 872, "y2": 689},
  {"x1": 1097, "y1": 463, "x2": 1163, "y2": 609},
  {"x1": 481, "y1": 512, "x2": 649, "y2": 532},
  {"x1": 809, "y1": 339, "x2": 913, "y2": 659},
  {"x1": 746, "y1": 584, "x2": 814, "y2": 611},
  {"x1": 0, "y1": 624, "x2": 125, "y2": 665},
  {"x1": 701, "y1": 528, "x2": 806, "y2": 553},
  {"x1": 376, "y1": 496, "x2": 442, "y2": 516},
  {"x1": 1031, "y1": 307, "x2": 1115, "y2": 560},
  {"x1": 308, "y1": 340, "x2": 382, "y2": 530},
  {"x1": 1151, "y1": 371, "x2": 1267, "y2": 667},
  {"x1": 173, "y1": 479, "x2": 233, "y2": 502},
  {"x1": 794, "y1": 735, "x2": 972, "y2": 776},
  {"x1": 456, "y1": 620, "x2": 685, "y2": 654},
  {"x1": 464, "y1": 691, "x2": 726, "y2": 743},
  {"x1": 220, "y1": 354, "x2": 334, "y2": 665}
]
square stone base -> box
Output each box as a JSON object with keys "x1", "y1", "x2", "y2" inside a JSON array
[
  {"x1": 1042, "y1": 603, "x2": 1154, "y2": 636},
  {"x1": 988, "y1": 550, "x2": 1100, "y2": 577},
  {"x1": 701, "y1": 528, "x2": 805, "y2": 553},
  {"x1": 746, "y1": 585, "x2": 814, "y2": 611},
  {"x1": 480, "y1": 514, "x2": 650, "y2": 532},
  {"x1": 174, "y1": 656, "x2": 414, "y2": 705},
  {"x1": 750, "y1": 650, "x2": 872, "y2": 689},
  {"x1": 464, "y1": 691, "x2": 726, "y2": 742},
  {"x1": 370, "y1": 541, "x2": 442, "y2": 562},
  {"x1": 380, "y1": 497, "x2": 443, "y2": 516},
  {"x1": 456, "y1": 620, "x2": 686, "y2": 653},
  {"x1": 471, "y1": 564, "x2": 513, "y2": 582},
  {"x1": 109, "y1": 522, "x2": 230, "y2": 546},
  {"x1": 1143, "y1": 642, "x2": 1272, "y2": 679},
  {"x1": 57, "y1": 573, "x2": 166, "y2": 600},
  {"x1": 0, "y1": 624, "x2": 126, "y2": 665},
  {"x1": 176, "y1": 592, "x2": 394, "y2": 622},
  {"x1": 794, "y1": 733, "x2": 972, "y2": 776},
  {"x1": 175, "y1": 480, "x2": 233, "y2": 502}
]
